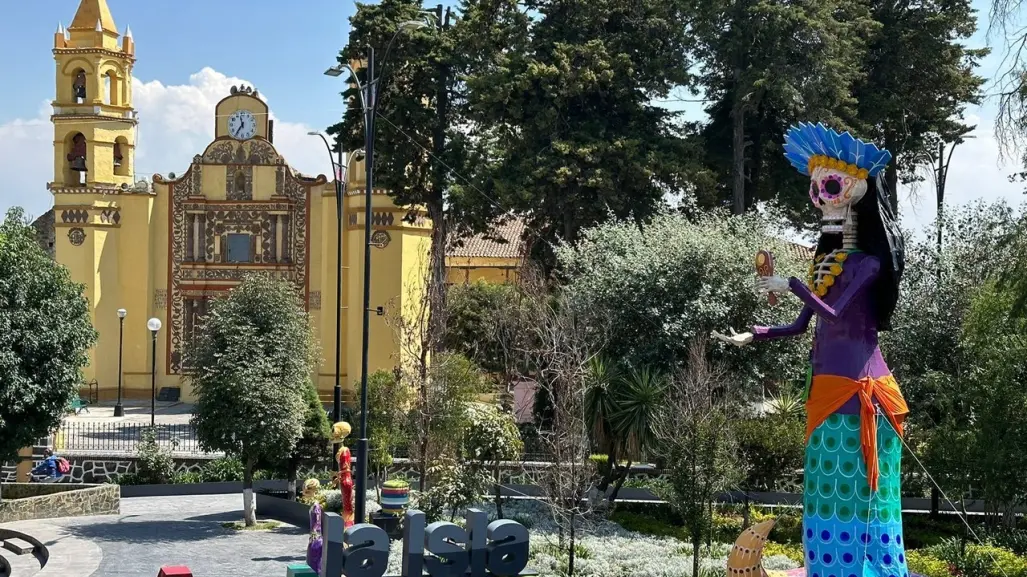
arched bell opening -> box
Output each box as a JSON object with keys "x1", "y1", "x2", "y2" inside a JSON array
[
  {"x1": 65, "y1": 132, "x2": 87, "y2": 185},
  {"x1": 103, "y1": 73, "x2": 112, "y2": 105},
  {"x1": 114, "y1": 136, "x2": 129, "y2": 176},
  {"x1": 72, "y1": 68, "x2": 87, "y2": 103}
]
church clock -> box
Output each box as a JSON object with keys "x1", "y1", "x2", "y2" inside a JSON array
[{"x1": 227, "y1": 110, "x2": 257, "y2": 140}]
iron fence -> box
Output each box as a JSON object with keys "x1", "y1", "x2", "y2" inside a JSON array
[{"x1": 51, "y1": 422, "x2": 203, "y2": 453}]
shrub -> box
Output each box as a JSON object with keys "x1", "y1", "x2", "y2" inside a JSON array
[
  {"x1": 135, "y1": 427, "x2": 177, "y2": 484},
  {"x1": 928, "y1": 538, "x2": 1027, "y2": 577},
  {"x1": 200, "y1": 457, "x2": 244, "y2": 482},
  {"x1": 763, "y1": 542, "x2": 803, "y2": 564},
  {"x1": 173, "y1": 471, "x2": 202, "y2": 484},
  {"x1": 906, "y1": 550, "x2": 954, "y2": 577}
]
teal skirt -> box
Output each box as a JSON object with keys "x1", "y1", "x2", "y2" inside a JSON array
[{"x1": 803, "y1": 413, "x2": 909, "y2": 577}]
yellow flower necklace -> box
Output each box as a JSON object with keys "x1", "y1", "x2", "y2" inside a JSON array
[{"x1": 807, "y1": 250, "x2": 851, "y2": 297}]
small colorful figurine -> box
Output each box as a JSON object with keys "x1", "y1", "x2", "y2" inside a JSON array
[
  {"x1": 303, "y1": 478, "x2": 323, "y2": 572},
  {"x1": 332, "y1": 422, "x2": 355, "y2": 528}
]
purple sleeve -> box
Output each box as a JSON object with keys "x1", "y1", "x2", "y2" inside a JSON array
[
  {"x1": 787, "y1": 257, "x2": 880, "y2": 323},
  {"x1": 752, "y1": 305, "x2": 814, "y2": 341}
]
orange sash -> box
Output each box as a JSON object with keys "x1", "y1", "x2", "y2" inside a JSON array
[{"x1": 805, "y1": 374, "x2": 909, "y2": 491}]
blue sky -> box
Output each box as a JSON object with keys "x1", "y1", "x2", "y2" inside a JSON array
[
  {"x1": 0, "y1": 0, "x2": 1021, "y2": 233},
  {"x1": 0, "y1": 0, "x2": 358, "y2": 130}
]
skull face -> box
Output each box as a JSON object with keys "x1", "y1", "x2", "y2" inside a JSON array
[{"x1": 809, "y1": 166, "x2": 867, "y2": 233}]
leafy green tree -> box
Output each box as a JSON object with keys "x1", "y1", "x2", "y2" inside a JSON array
[
  {"x1": 557, "y1": 207, "x2": 809, "y2": 391},
  {"x1": 958, "y1": 280, "x2": 1027, "y2": 525},
  {"x1": 443, "y1": 281, "x2": 521, "y2": 374},
  {"x1": 881, "y1": 201, "x2": 1017, "y2": 510},
  {"x1": 851, "y1": 0, "x2": 987, "y2": 213},
  {"x1": 0, "y1": 207, "x2": 96, "y2": 500},
  {"x1": 461, "y1": 401, "x2": 522, "y2": 517},
  {"x1": 461, "y1": 0, "x2": 697, "y2": 269},
  {"x1": 403, "y1": 352, "x2": 488, "y2": 489},
  {"x1": 331, "y1": 0, "x2": 506, "y2": 352},
  {"x1": 689, "y1": 0, "x2": 875, "y2": 216},
  {"x1": 364, "y1": 369, "x2": 411, "y2": 501},
  {"x1": 186, "y1": 274, "x2": 315, "y2": 526},
  {"x1": 284, "y1": 381, "x2": 331, "y2": 501}
]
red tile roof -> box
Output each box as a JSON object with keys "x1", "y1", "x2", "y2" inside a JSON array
[
  {"x1": 447, "y1": 219, "x2": 526, "y2": 259},
  {"x1": 445, "y1": 217, "x2": 815, "y2": 262},
  {"x1": 784, "y1": 242, "x2": 815, "y2": 261}
]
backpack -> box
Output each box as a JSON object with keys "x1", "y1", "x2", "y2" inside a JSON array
[{"x1": 56, "y1": 457, "x2": 71, "y2": 475}]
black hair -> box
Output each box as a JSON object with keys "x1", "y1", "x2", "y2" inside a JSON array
[{"x1": 813, "y1": 174, "x2": 905, "y2": 330}]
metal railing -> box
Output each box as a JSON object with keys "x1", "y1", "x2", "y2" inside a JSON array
[{"x1": 50, "y1": 422, "x2": 203, "y2": 453}]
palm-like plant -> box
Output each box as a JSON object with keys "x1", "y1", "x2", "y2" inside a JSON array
[
  {"x1": 584, "y1": 358, "x2": 668, "y2": 502},
  {"x1": 584, "y1": 356, "x2": 621, "y2": 454},
  {"x1": 609, "y1": 368, "x2": 668, "y2": 460},
  {"x1": 766, "y1": 384, "x2": 804, "y2": 419}
]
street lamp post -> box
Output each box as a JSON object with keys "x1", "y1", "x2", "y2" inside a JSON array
[
  {"x1": 307, "y1": 131, "x2": 365, "y2": 472},
  {"x1": 114, "y1": 308, "x2": 127, "y2": 417},
  {"x1": 323, "y1": 18, "x2": 428, "y2": 524},
  {"x1": 147, "y1": 318, "x2": 162, "y2": 427}
]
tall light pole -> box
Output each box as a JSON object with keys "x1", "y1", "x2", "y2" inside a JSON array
[
  {"x1": 307, "y1": 131, "x2": 365, "y2": 472},
  {"x1": 323, "y1": 18, "x2": 428, "y2": 524},
  {"x1": 114, "y1": 308, "x2": 127, "y2": 417},
  {"x1": 147, "y1": 317, "x2": 162, "y2": 427}
]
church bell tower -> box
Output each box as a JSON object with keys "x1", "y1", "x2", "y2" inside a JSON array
[
  {"x1": 49, "y1": 0, "x2": 146, "y2": 393},
  {"x1": 51, "y1": 0, "x2": 137, "y2": 189}
]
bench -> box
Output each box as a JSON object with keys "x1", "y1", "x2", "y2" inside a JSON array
[{"x1": 69, "y1": 397, "x2": 90, "y2": 414}]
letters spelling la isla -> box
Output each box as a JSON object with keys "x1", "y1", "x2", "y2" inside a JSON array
[{"x1": 320, "y1": 508, "x2": 532, "y2": 577}]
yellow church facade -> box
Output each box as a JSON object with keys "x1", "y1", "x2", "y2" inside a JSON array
[{"x1": 41, "y1": 0, "x2": 524, "y2": 404}]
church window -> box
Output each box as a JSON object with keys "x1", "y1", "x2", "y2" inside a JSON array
[
  {"x1": 182, "y1": 296, "x2": 210, "y2": 367},
  {"x1": 226, "y1": 233, "x2": 252, "y2": 263}
]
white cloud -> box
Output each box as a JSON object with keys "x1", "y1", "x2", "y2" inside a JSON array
[
  {"x1": 0, "y1": 73, "x2": 1022, "y2": 232},
  {"x1": 0, "y1": 67, "x2": 334, "y2": 221},
  {"x1": 897, "y1": 113, "x2": 1026, "y2": 234}
]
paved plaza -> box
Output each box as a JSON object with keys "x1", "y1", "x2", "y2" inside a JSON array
[
  {"x1": 63, "y1": 401, "x2": 195, "y2": 425},
  {"x1": 3, "y1": 494, "x2": 309, "y2": 577}
]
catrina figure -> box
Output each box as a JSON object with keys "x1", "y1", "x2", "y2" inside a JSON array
[
  {"x1": 331, "y1": 421, "x2": 355, "y2": 528},
  {"x1": 714, "y1": 122, "x2": 910, "y2": 577}
]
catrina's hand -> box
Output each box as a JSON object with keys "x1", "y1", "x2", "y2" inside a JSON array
[
  {"x1": 711, "y1": 328, "x2": 753, "y2": 347},
  {"x1": 757, "y1": 275, "x2": 789, "y2": 294}
]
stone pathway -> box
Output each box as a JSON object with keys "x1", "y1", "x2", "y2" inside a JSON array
[{"x1": 2, "y1": 494, "x2": 308, "y2": 577}]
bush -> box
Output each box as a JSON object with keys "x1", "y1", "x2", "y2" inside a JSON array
[
  {"x1": 763, "y1": 542, "x2": 803, "y2": 564},
  {"x1": 906, "y1": 550, "x2": 954, "y2": 577},
  {"x1": 928, "y1": 538, "x2": 1027, "y2": 577},
  {"x1": 135, "y1": 427, "x2": 177, "y2": 484},
  {"x1": 986, "y1": 526, "x2": 1027, "y2": 556},
  {"x1": 200, "y1": 457, "x2": 244, "y2": 482},
  {"x1": 734, "y1": 414, "x2": 805, "y2": 492},
  {"x1": 173, "y1": 471, "x2": 202, "y2": 484}
]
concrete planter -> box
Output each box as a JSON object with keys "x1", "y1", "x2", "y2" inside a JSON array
[
  {"x1": 0, "y1": 483, "x2": 119, "y2": 523},
  {"x1": 255, "y1": 492, "x2": 312, "y2": 527},
  {"x1": 119, "y1": 479, "x2": 288, "y2": 498}
]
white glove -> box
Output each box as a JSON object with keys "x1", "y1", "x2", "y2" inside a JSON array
[
  {"x1": 757, "y1": 275, "x2": 789, "y2": 294},
  {"x1": 711, "y1": 328, "x2": 753, "y2": 347}
]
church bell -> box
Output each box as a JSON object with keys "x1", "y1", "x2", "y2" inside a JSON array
[{"x1": 69, "y1": 155, "x2": 87, "y2": 172}]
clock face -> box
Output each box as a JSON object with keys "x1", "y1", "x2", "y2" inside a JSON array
[{"x1": 227, "y1": 110, "x2": 257, "y2": 140}]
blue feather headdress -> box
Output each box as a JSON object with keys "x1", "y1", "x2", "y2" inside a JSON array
[{"x1": 783, "y1": 122, "x2": 891, "y2": 178}]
